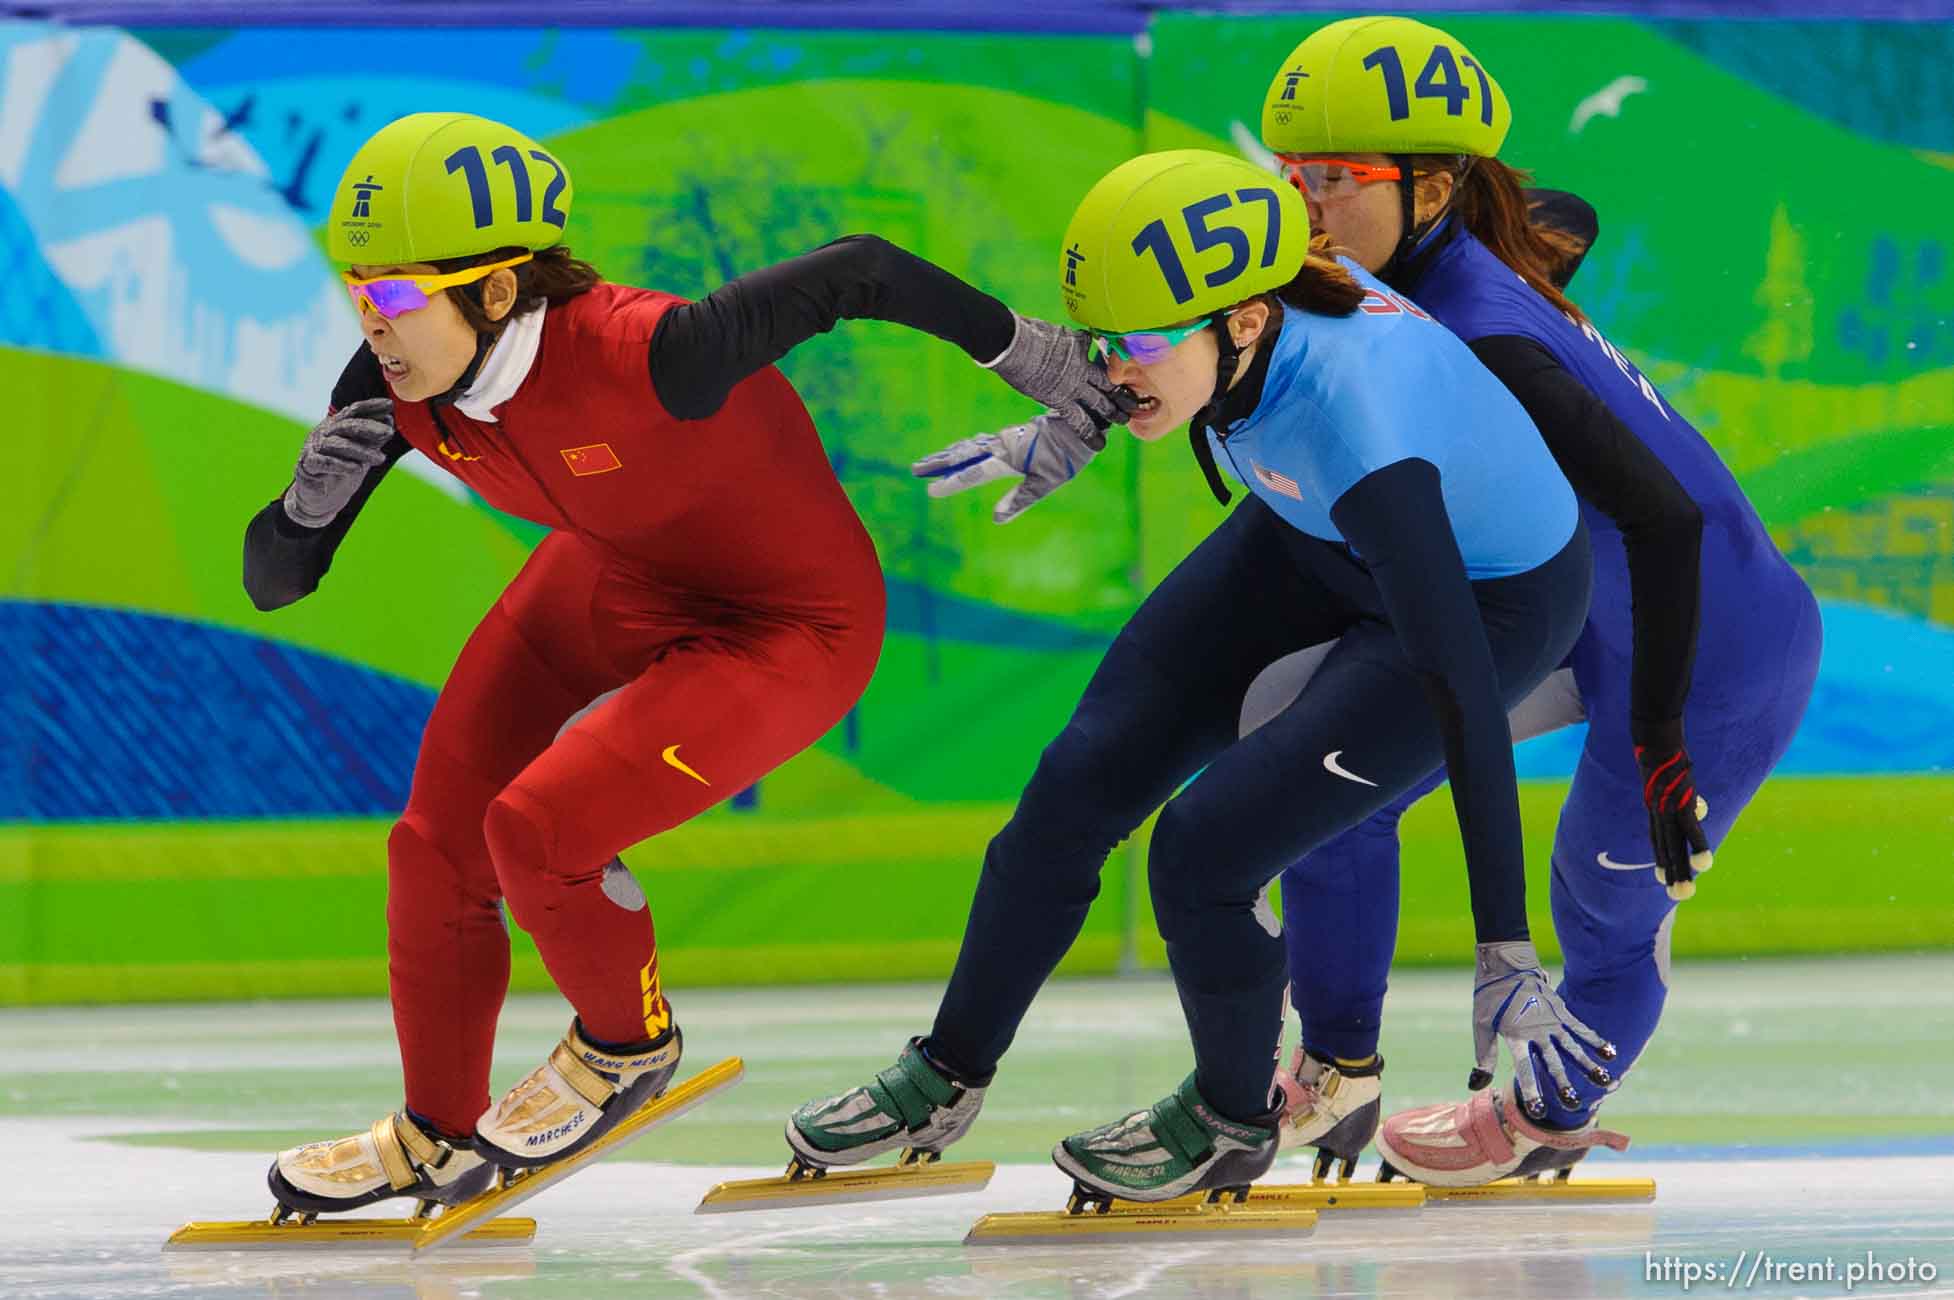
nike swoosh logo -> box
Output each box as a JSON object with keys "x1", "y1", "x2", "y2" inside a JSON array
[
  {"x1": 1596, "y1": 851, "x2": 1656, "y2": 871},
  {"x1": 661, "y1": 745, "x2": 710, "y2": 787},
  {"x1": 1322, "y1": 751, "x2": 1378, "y2": 787}
]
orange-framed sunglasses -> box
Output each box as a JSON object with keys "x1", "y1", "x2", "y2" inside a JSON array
[
  {"x1": 1277, "y1": 156, "x2": 1403, "y2": 200},
  {"x1": 341, "y1": 252, "x2": 534, "y2": 320}
]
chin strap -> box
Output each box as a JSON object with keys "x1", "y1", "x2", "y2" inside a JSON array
[
  {"x1": 429, "y1": 329, "x2": 496, "y2": 409},
  {"x1": 1378, "y1": 154, "x2": 1472, "y2": 288},
  {"x1": 1377, "y1": 153, "x2": 1422, "y2": 282},
  {"x1": 1188, "y1": 311, "x2": 1241, "y2": 507},
  {"x1": 428, "y1": 278, "x2": 504, "y2": 408}
]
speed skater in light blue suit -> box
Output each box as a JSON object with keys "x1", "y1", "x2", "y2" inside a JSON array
[
  {"x1": 1253, "y1": 16, "x2": 1822, "y2": 1186},
  {"x1": 789, "y1": 150, "x2": 1604, "y2": 1209}
]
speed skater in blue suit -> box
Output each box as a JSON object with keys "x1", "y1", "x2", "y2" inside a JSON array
[{"x1": 1248, "y1": 16, "x2": 1821, "y2": 1186}]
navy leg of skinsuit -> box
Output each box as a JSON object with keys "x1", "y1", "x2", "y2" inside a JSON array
[{"x1": 926, "y1": 496, "x2": 1590, "y2": 1122}]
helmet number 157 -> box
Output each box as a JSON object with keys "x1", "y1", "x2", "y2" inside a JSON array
[
  {"x1": 444, "y1": 144, "x2": 569, "y2": 231},
  {"x1": 1132, "y1": 187, "x2": 1284, "y2": 308}
]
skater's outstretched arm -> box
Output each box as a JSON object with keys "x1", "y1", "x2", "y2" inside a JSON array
[
  {"x1": 1328, "y1": 457, "x2": 1529, "y2": 945},
  {"x1": 1468, "y1": 334, "x2": 1709, "y2": 887},
  {"x1": 647, "y1": 234, "x2": 1134, "y2": 427},
  {"x1": 1470, "y1": 336, "x2": 1700, "y2": 729},
  {"x1": 1333, "y1": 459, "x2": 1618, "y2": 1113},
  {"x1": 243, "y1": 347, "x2": 409, "y2": 611}
]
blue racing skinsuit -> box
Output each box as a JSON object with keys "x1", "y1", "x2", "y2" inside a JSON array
[
  {"x1": 923, "y1": 261, "x2": 1593, "y2": 1122},
  {"x1": 1263, "y1": 223, "x2": 1822, "y2": 1130}
]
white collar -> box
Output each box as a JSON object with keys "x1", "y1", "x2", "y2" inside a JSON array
[{"x1": 454, "y1": 303, "x2": 546, "y2": 423}]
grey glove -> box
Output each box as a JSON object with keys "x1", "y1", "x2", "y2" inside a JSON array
[
  {"x1": 982, "y1": 312, "x2": 1139, "y2": 430},
  {"x1": 1468, "y1": 940, "x2": 1617, "y2": 1120},
  {"x1": 911, "y1": 405, "x2": 1106, "y2": 524},
  {"x1": 283, "y1": 397, "x2": 395, "y2": 528}
]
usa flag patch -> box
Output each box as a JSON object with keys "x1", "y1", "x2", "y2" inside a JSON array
[{"x1": 1253, "y1": 461, "x2": 1303, "y2": 501}]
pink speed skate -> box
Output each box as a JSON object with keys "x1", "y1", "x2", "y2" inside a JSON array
[{"x1": 1374, "y1": 1087, "x2": 1628, "y2": 1187}]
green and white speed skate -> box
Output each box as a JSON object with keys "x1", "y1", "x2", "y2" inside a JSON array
[
  {"x1": 697, "y1": 1037, "x2": 998, "y2": 1212},
  {"x1": 962, "y1": 1073, "x2": 1318, "y2": 1246},
  {"x1": 1053, "y1": 1072, "x2": 1281, "y2": 1209}
]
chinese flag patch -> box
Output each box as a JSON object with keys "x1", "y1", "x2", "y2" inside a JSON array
[{"x1": 560, "y1": 443, "x2": 622, "y2": 476}]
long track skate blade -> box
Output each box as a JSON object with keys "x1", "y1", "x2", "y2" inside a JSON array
[
  {"x1": 966, "y1": 1203, "x2": 1317, "y2": 1246},
  {"x1": 1163, "y1": 1181, "x2": 1424, "y2": 1211},
  {"x1": 696, "y1": 1159, "x2": 996, "y2": 1213},
  {"x1": 165, "y1": 1217, "x2": 535, "y2": 1251},
  {"x1": 1424, "y1": 1177, "x2": 1655, "y2": 1204},
  {"x1": 413, "y1": 1056, "x2": 745, "y2": 1255}
]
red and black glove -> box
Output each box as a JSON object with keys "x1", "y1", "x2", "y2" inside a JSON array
[{"x1": 1632, "y1": 718, "x2": 1712, "y2": 900}]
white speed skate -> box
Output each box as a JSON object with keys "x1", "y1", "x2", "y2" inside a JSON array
[
  {"x1": 475, "y1": 1017, "x2": 683, "y2": 1169},
  {"x1": 1273, "y1": 1046, "x2": 1384, "y2": 1182},
  {"x1": 268, "y1": 1110, "x2": 490, "y2": 1218}
]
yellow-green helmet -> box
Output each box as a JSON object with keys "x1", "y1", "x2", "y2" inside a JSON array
[
  {"x1": 327, "y1": 112, "x2": 572, "y2": 265},
  {"x1": 1060, "y1": 150, "x2": 1309, "y2": 332},
  {"x1": 1261, "y1": 16, "x2": 1511, "y2": 158}
]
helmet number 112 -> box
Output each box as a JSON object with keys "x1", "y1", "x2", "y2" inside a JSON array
[{"x1": 444, "y1": 144, "x2": 569, "y2": 231}]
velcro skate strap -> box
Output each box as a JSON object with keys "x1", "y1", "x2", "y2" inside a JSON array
[
  {"x1": 1587, "y1": 1127, "x2": 1631, "y2": 1153},
  {"x1": 392, "y1": 1112, "x2": 444, "y2": 1166},
  {"x1": 1501, "y1": 1093, "x2": 1632, "y2": 1153},
  {"x1": 370, "y1": 1114, "x2": 420, "y2": 1191},
  {"x1": 1463, "y1": 1091, "x2": 1519, "y2": 1164},
  {"x1": 870, "y1": 1047, "x2": 957, "y2": 1129},
  {"x1": 1275, "y1": 1066, "x2": 1317, "y2": 1118},
  {"x1": 549, "y1": 1041, "x2": 616, "y2": 1109},
  {"x1": 1148, "y1": 1093, "x2": 1215, "y2": 1164},
  {"x1": 867, "y1": 1070, "x2": 932, "y2": 1130}
]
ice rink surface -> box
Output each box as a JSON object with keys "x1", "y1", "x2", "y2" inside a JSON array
[{"x1": 3, "y1": 955, "x2": 1951, "y2": 1298}]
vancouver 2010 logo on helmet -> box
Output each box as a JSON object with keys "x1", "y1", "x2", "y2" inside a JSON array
[
  {"x1": 348, "y1": 176, "x2": 384, "y2": 219},
  {"x1": 1269, "y1": 65, "x2": 1309, "y2": 125},
  {"x1": 1064, "y1": 244, "x2": 1086, "y2": 288}
]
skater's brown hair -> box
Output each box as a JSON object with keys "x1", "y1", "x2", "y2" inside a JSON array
[
  {"x1": 433, "y1": 244, "x2": 603, "y2": 335},
  {"x1": 1271, "y1": 232, "x2": 1367, "y2": 317},
  {"x1": 1412, "y1": 154, "x2": 1588, "y2": 324}
]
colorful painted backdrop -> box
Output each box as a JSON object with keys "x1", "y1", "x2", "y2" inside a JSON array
[{"x1": 6, "y1": 10, "x2": 1951, "y2": 1004}]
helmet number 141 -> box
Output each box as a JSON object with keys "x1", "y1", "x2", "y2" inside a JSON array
[{"x1": 1361, "y1": 45, "x2": 1495, "y2": 127}]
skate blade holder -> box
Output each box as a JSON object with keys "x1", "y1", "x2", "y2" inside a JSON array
[
  {"x1": 1387, "y1": 1164, "x2": 1657, "y2": 1205},
  {"x1": 696, "y1": 1146, "x2": 996, "y2": 1213},
  {"x1": 965, "y1": 1184, "x2": 1320, "y2": 1245},
  {"x1": 169, "y1": 1057, "x2": 745, "y2": 1255},
  {"x1": 165, "y1": 1202, "x2": 538, "y2": 1251},
  {"x1": 1168, "y1": 1180, "x2": 1425, "y2": 1212},
  {"x1": 1424, "y1": 1176, "x2": 1656, "y2": 1204},
  {"x1": 411, "y1": 1056, "x2": 745, "y2": 1253}
]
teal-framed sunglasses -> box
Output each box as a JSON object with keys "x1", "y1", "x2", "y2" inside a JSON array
[{"x1": 1087, "y1": 310, "x2": 1233, "y2": 365}]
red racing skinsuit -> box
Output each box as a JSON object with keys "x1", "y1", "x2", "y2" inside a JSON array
[
  {"x1": 383, "y1": 283, "x2": 882, "y2": 1132},
  {"x1": 246, "y1": 236, "x2": 1024, "y2": 1134}
]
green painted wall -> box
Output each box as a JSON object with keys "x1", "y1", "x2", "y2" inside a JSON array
[{"x1": 4, "y1": 14, "x2": 1950, "y2": 1006}]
